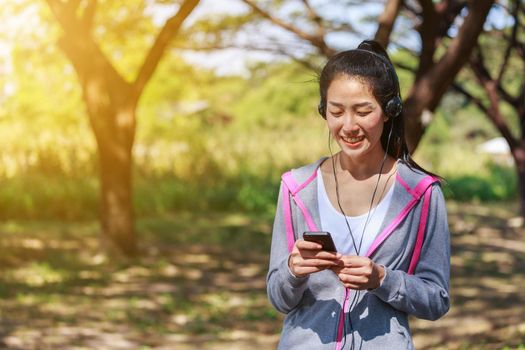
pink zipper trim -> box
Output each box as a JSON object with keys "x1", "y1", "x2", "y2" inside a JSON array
[
  {"x1": 281, "y1": 170, "x2": 320, "y2": 234},
  {"x1": 396, "y1": 173, "x2": 415, "y2": 197},
  {"x1": 292, "y1": 195, "x2": 318, "y2": 231},
  {"x1": 283, "y1": 170, "x2": 318, "y2": 196},
  {"x1": 334, "y1": 288, "x2": 349, "y2": 350},
  {"x1": 365, "y1": 197, "x2": 419, "y2": 257},
  {"x1": 408, "y1": 186, "x2": 432, "y2": 274},
  {"x1": 282, "y1": 182, "x2": 295, "y2": 253},
  {"x1": 413, "y1": 176, "x2": 437, "y2": 197},
  {"x1": 281, "y1": 170, "x2": 320, "y2": 252},
  {"x1": 365, "y1": 175, "x2": 436, "y2": 258}
]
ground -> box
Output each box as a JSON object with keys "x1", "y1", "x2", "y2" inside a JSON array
[{"x1": 0, "y1": 202, "x2": 523, "y2": 349}]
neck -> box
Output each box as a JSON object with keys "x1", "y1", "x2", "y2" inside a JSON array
[{"x1": 336, "y1": 149, "x2": 392, "y2": 180}]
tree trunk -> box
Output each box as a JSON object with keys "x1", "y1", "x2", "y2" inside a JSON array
[
  {"x1": 90, "y1": 102, "x2": 137, "y2": 256},
  {"x1": 513, "y1": 144, "x2": 525, "y2": 220},
  {"x1": 45, "y1": 0, "x2": 201, "y2": 257},
  {"x1": 97, "y1": 122, "x2": 136, "y2": 256},
  {"x1": 403, "y1": 0, "x2": 495, "y2": 153},
  {"x1": 77, "y1": 65, "x2": 137, "y2": 256},
  {"x1": 403, "y1": 79, "x2": 434, "y2": 153}
]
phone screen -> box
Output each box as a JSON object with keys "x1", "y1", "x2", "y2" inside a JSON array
[{"x1": 303, "y1": 231, "x2": 337, "y2": 252}]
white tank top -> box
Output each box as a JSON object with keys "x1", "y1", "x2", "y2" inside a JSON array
[{"x1": 316, "y1": 168, "x2": 394, "y2": 256}]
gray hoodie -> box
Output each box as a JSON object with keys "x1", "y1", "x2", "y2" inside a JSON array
[{"x1": 267, "y1": 158, "x2": 450, "y2": 349}]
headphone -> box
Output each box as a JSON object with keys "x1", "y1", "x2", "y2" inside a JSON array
[{"x1": 317, "y1": 49, "x2": 403, "y2": 120}]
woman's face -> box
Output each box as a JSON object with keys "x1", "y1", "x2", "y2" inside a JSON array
[{"x1": 325, "y1": 75, "x2": 387, "y2": 164}]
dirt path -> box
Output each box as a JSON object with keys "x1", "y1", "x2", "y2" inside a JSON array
[{"x1": 0, "y1": 204, "x2": 523, "y2": 349}]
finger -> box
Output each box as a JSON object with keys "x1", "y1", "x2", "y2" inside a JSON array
[
  {"x1": 290, "y1": 254, "x2": 339, "y2": 269},
  {"x1": 330, "y1": 265, "x2": 344, "y2": 273},
  {"x1": 340, "y1": 255, "x2": 372, "y2": 268},
  {"x1": 296, "y1": 239, "x2": 323, "y2": 250},
  {"x1": 338, "y1": 265, "x2": 371, "y2": 276},
  {"x1": 302, "y1": 250, "x2": 342, "y2": 260},
  {"x1": 337, "y1": 273, "x2": 368, "y2": 285},
  {"x1": 294, "y1": 266, "x2": 326, "y2": 276},
  {"x1": 300, "y1": 258, "x2": 341, "y2": 268},
  {"x1": 315, "y1": 251, "x2": 342, "y2": 260}
]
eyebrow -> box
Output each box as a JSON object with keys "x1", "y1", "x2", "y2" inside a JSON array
[{"x1": 327, "y1": 101, "x2": 374, "y2": 108}]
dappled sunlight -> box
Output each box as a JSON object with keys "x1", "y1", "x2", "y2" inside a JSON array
[
  {"x1": 180, "y1": 253, "x2": 213, "y2": 264},
  {"x1": 0, "y1": 211, "x2": 283, "y2": 348},
  {"x1": 10, "y1": 262, "x2": 65, "y2": 287},
  {"x1": 13, "y1": 238, "x2": 44, "y2": 250},
  {"x1": 181, "y1": 267, "x2": 203, "y2": 280},
  {"x1": 112, "y1": 266, "x2": 153, "y2": 281},
  {"x1": 236, "y1": 263, "x2": 261, "y2": 278},
  {"x1": 409, "y1": 201, "x2": 525, "y2": 349},
  {"x1": 0, "y1": 203, "x2": 524, "y2": 349}
]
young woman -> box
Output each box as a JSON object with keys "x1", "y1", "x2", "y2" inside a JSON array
[{"x1": 267, "y1": 40, "x2": 450, "y2": 349}]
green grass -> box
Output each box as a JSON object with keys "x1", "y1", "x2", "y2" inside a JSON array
[{"x1": 0, "y1": 158, "x2": 518, "y2": 221}]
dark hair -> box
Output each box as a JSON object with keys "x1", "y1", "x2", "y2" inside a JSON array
[{"x1": 318, "y1": 40, "x2": 440, "y2": 179}]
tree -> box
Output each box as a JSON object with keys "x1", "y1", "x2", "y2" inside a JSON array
[
  {"x1": 188, "y1": 0, "x2": 494, "y2": 151},
  {"x1": 452, "y1": 0, "x2": 525, "y2": 219},
  {"x1": 44, "y1": 0, "x2": 201, "y2": 256}
]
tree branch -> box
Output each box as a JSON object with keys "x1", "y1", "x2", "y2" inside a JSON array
[
  {"x1": 427, "y1": 0, "x2": 495, "y2": 109},
  {"x1": 177, "y1": 42, "x2": 319, "y2": 71},
  {"x1": 470, "y1": 48, "x2": 518, "y2": 149},
  {"x1": 402, "y1": 1, "x2": 420, "y2": 18},
  {"x1": 413, "y1": 0, "x2": 467, "y2": 77},
  {"x1": 324, "y1": 20, "x2": 357, "y2": 34},
  {"x1": 435, "y1": 0, "x2": 467, "y2": 38},
  {"x1": 45, "y1": 0, "x2": 80, "y2": 34},
  {"x1": 82, "y1": 0, "x2": 97, "y2": 31},
  {"x1": 392, "y1": 59, "x2": 416, "y2": 74},
  {"x1": 416, "y1": 0, "x2": 438, "y2": 75},
  {"x1": 240, "y1": 0, "x2": 335, "y2": 57},
  {"x1": 132, "y1": 0, "x2": 200, "y2": 100},
  {"x1": 45, "y1": 0, "x2": 126, "y2": 88},
  {"x1": 374, "y1": 0, "x2": 403, "y2": 48},
  {"x1": 66, "y1": 0, "x2": 82, "y2": 14},
  {"x1": 404, "y1": 0, "x2": 495, "y2": 152},
  {"x1": 451, "y1": 81, "x2": 489, "y2": 115},
  {"x1": 300, "y1": 0, "x2": 324, "y2": 37},
  {"x1": 497, "y1": 0, "x2": 520, "y2": 82}
]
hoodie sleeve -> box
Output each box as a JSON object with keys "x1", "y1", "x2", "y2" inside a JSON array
[
  {"x1": 369, "y1": 184, "x2": 451, "y2": 320},
  {"x1": 266, "y1": 181, "x2": 310, "y2": 314}
]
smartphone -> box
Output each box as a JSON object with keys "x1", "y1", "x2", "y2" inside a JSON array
[{"x1": 303, "y1": 231, "x2": 337, "y2": 252}]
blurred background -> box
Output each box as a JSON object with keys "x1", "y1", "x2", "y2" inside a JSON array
[{"x1": 0, "y1": 0, "x2": 524, "y2": 349}]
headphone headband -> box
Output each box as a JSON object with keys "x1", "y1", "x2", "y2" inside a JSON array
[{"x1": 318, "y1": 48, "x2": 403, "y2": 120}]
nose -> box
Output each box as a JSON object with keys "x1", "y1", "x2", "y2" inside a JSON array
[{"x1": 341, "y1": 114, "x2": 360, "y2": 135}]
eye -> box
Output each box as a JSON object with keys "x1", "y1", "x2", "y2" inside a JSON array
[
  {"x1": 329, "y1": 110, "x2": 343, "y2": 117},
  {"x1": 357, "y1": 110, "x2": 372, "y2": 117}
]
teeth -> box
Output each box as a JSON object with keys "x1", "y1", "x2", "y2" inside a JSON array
[{"x1": 342, "y1": 136, "x2": 363, "y2": 143}]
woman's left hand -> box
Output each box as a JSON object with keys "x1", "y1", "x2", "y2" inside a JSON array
[{"x1": 331, "y1": 255, "x2": 385, "y2": 290}]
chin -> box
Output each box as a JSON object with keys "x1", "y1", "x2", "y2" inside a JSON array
[{"x1": 338, "y1": 144, "x2": 369, "y2": 160}]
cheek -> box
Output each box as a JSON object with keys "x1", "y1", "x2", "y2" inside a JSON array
[
  {"x1": 326, "y1": 118, "x2": 341, "y2": 132},
  {"x1": 362, "y1": 116, "x2": 385, "y2": 135}
]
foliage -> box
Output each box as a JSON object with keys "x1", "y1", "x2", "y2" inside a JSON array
[
  {"x1": 0, "y1": 46, "x2": 519, "y2": 220},
  {"x1": 0, "y1": 2, "x2": 519, "y2": 221}
]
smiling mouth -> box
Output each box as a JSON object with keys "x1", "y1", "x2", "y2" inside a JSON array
[{"x1": 341, "y1": 135, "x2": 365, "y2": 144}]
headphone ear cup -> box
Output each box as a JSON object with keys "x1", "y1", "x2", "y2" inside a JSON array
[
  {"x1": 318, "y1": 101, "x2": 326, "y2": 119},
  {"x1": 385, "y1": 96, "x2": 402, "y2": 119}
]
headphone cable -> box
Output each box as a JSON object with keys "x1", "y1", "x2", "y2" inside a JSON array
[{"x1": 328, "y1": 119, "x2": 395, "y2": 349}]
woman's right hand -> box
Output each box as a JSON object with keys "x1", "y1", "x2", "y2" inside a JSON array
[{"x1": 288, "y1": 239, "x2": 342, "y2": 278}]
